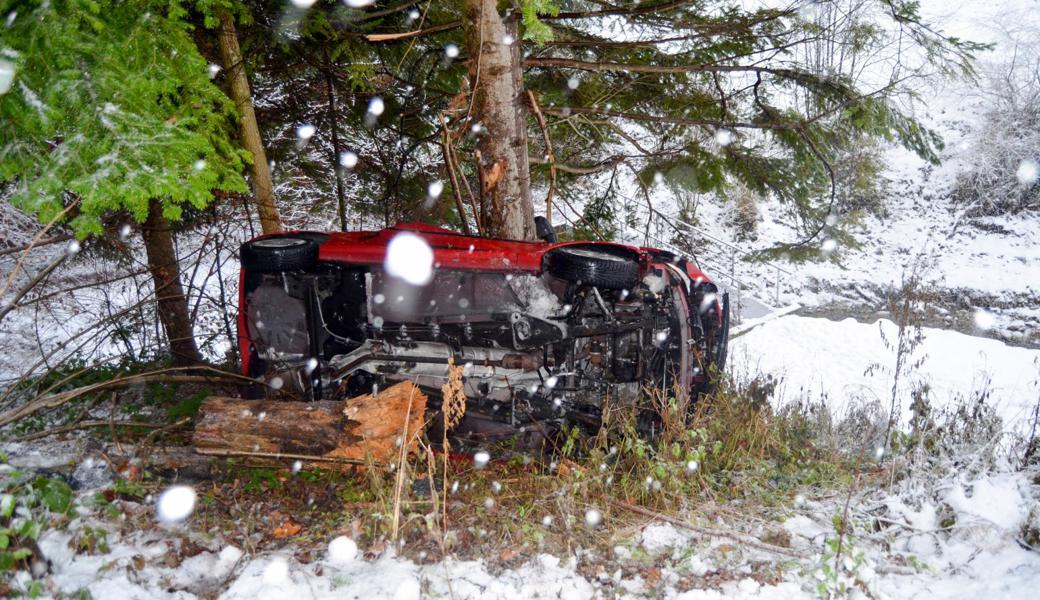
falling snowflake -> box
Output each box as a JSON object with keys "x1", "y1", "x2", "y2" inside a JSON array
[
  {"x1": 384, "y1": 231, "x2": 434, "y2": 285},
  {"x1": 327, "y1": 536, "x2": 358, "y2": 566},
  {"x1": 0, "y1": 59, "x2": 14, "y2": 95},
  {"x1": 584, "y1": 508, "x2": 602, "y2": 528},
  {"x1": 715, "y1": 129, "x2": 734, "y2": 146},
  {"x1": 973, "y1": 309, "x2": 997, "y2": 331},
  {"x1": 445, "y1": 44, "x2": 460, "y2": 59},
  {"x1": 473, "y1": 450, "x2": 490, "y2": 468},
  {"x1": 1016, "y1": 159, "x2": 1039, "y2": 186},
  {"x1": 296, "y1": 124, "x2": 316, "y2": 140},
  {"x1": 156, "y1": 485, "x2": 196, "y2": 524},
  {"x1": 339, "y1": 151, "x2": 359, "y2": 168}
]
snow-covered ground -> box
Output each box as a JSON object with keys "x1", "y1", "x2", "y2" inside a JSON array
[
  {"x1": 5, "y1": 313, "x2": 1038, "y2": 599},
  {"x1": 732, "y1": 314, "x2": 1040, "y2": 429},
  {"x1": 9, "y1": 455, "x2": 1039, "y2": 599}
]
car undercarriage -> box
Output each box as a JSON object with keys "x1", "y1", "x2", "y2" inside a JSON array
[{"x1": 239, "y1": 227, "x2": 729, "y2": 446}]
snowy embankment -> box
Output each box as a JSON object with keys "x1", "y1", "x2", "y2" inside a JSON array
[
  {"x1": 8, "y1": 314, "x2": 1039, "y2": 599},
  {"x1": 732, "y1": 315, "x2": 1040, "y2": 430}
]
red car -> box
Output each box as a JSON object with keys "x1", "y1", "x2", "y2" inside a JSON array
[{"x1": 238, "y1": 220, "x2": 729, "y2": 441}]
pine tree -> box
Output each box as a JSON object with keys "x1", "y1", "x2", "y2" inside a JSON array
[
  {"x1": 0, "y1": 0, "x2": 251, "y2": 364},
  {"x1": 350, "y1": 0, "x2": 985, "y2": 243}
]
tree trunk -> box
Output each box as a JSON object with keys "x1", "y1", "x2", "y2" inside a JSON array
[
  {"x1": 193, "y1": 381, "x2": 427, "y2": 467},
  {"x1": 323, "y1": 49, "x2": 348, "y2": 232},
  {"x1": 216, "y1": 9, "x2": 282, "y2": 235},
  {"x1": 142, "y1": 200, "x2": 202, "y2": 366},
  {"x1": 463, "y1": 0, "x2": 535, "y2": 241}
]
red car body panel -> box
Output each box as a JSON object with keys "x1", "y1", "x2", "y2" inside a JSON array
[
  {"x1": 313, "y1": 222, "x2": 649, "y2": 272},
  {"x1": 238, "y1": 222, "x2": 716, "y2": 378}
]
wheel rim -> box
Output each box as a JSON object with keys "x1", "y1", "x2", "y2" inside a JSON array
[
  {"x1": 252, "y1": 238, "x2": 308, "y2": 249},
  {"x1": 560, "y1": 247, "x2": 629, "y2": 262}
]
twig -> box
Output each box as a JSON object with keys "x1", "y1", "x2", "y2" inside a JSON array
[
  {"x1": 12, "y1": 419, "x2": 181, "y2": 443},
  {"x1": 391, "y1": 385, "x2": 418, "y2": 541},
  {"x1": 448, "y1": 133, "x2": 483, "y2": 235},
  {"x1": 610, "y1": 500, "x2": 806, "y2": 559},
  {"x1": 365, "y1": 21, "x2": 460, "y2": 42},
  {"x1": 527, "y1": 90, "x2": 557, "y2": 225},
  {"x1": 194, "y1": 448, "x2": 370, "y2": 466},
  {"x1": 465, "y1": 0, "x2": 484, "y2": 121},
  {"x1": 0, "y1": 201, "x2": 78, "y2": 298},
  {"x1": 0, "y1": 234, "x2": 74, "y2": 257},
  {"x1": 109, "y1": 391, "x2": 122, "y2": 453},
  {"x1": 0, "y1": 366, "x2": 254, "y2": 429},
  {"x1": 134, "y1": 416, "x2": 193, "y2": 458},
  {"x1": 0, "y1": 254, "x2": 67, "y2": 325},
  {"x1": 440, "y1": 113, "x2": 472, "y2": 235}
]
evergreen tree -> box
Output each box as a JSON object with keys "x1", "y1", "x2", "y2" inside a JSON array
[
  {"x1": 347, "y1": 0, "x2": 985, "y2": 244},
  {"x1": 0, "y1": 0, "x2": 251, "y2": 364}
]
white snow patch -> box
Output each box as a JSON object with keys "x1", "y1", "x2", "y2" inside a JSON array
[
  {"x1": 945, "y1": 473, "x2": 1030, "y2": 531},
  {"x1": 641, "y1": 523, "x2": 691, "y2": 554},
  {"x1": 732, "y1": 315, "x2": 1040, "y2": 429}
]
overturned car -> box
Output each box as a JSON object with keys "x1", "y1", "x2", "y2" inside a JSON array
[{"x1": 238, "y1": 222, "x2": 729, "y2": 442}]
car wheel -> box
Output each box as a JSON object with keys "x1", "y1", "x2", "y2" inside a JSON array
[
  {"x1": 240, "y1": 236, "x2": 319, "y2": 273},
  {"x1": 544, "y1": 246, "x2": 639, "y2": 289}
]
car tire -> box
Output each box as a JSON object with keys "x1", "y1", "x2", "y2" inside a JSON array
[
  {"x1": 240, "y1": 236, "x2": 319, "y2": 273},
  {"x1": 544, "y1": 246, "x2": 640, "y2": 289}
]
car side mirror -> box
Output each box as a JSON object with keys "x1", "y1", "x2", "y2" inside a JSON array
[{"x1": 534, "y1": 216, "x2": 558, "y2": 243}]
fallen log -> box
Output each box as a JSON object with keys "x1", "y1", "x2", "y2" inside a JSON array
[{"x1": 192, "y1": 381, "x2": 427, "y2": 468}]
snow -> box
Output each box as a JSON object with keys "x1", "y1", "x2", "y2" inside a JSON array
[
  {"x1": 642, "y1": 523, "x2": 692, "y2": 555},
  {"x1": 732, "y1": 315, "x2": 1040, "y2": 428},
  {"x1": 156, "y1": 486, "x2": 197, "y2": 524},
  {"x1": 509, "y1": 274, "x2": 562, "y2": 317},
  {"x1": 384, "y1": 232, "x2": 434, "y2": 286},
  {"x1": 4, "y1": 1, "x2": 1040, "y2": 598},
  {"x1": 327, "y1": 536, "x2": 358, "y2": 566},
  {"x1": 945, "y1": 474, "x2": 1029, "y2": 531}
]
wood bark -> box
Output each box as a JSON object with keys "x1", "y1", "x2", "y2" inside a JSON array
[
  {"x1": 463, "y1": 0, "x2": 535, "y2": 241},
  {"x1": 193, "y1": 381, "x2": 427, "y2": 467},
  {"x1": 142, "y1": 200, "x2": 203, "y2": 366},
  {"x1": 217, "y1": 10, "x2": 282, "y2": 235}
]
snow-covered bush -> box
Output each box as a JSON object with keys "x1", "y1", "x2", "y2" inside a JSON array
[
  {"x1": 727, "y1": 183, "x2": 761, "y2": 242},
  {"x1": 953, "y1": 44, "x2": 1040, "y2": 216}
]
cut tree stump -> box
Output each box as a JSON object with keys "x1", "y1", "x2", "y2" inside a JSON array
[{"x1": 193, "y1": 381, "x2": 427, "y2": 468}]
